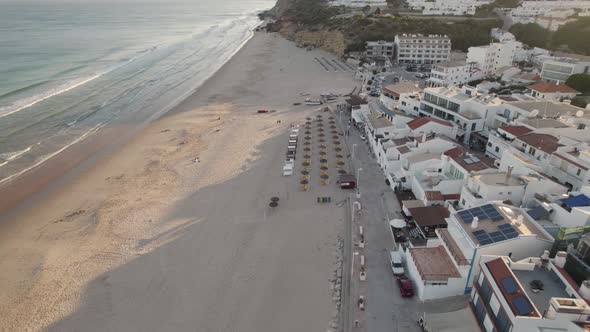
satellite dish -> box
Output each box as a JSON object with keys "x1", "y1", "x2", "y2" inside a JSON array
[
  {"x1": 529, "y1": 109, "x2": 539, "y2": 117},
  {"x1": 577, "y1": 110, "x2": 584, "y2": 118}
]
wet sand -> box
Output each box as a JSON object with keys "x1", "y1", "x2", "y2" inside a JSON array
[{"x1": 0, "y1": 32, "x2": 357, "y2": 331}]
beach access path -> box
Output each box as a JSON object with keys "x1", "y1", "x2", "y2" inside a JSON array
[{"x1": 0, "y1": 32, "x2": 358, "y2": 331}]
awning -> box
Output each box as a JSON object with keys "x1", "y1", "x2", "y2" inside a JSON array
[{"x1": 560, "y1": 194, "x2": 590, "y2": 208}]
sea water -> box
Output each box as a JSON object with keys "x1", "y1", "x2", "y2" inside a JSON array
[{"x1": 0, "y1": 0, "x2": 274, "y2": 184}]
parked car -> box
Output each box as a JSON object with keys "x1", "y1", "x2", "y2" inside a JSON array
[
  {"x1": 390, "y1": 251, "x2": 405, "y2": 275},
  {"x1": 415, "y1": 73, "x2": 429, "y2": 79},
  {"x1": 397, "y1": 276, "x2": 414, "y2": 297},
  {"x1": 360, "y1": 134, "x2": 366, "y2": 141}
]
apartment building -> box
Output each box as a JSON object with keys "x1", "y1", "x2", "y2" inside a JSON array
[
  {"x1": 467, "y1": 40, "x2": 523, "y2": 77},
  {"x1": 394, "y1": 34, "x2": 451, "y2": 65},
  {"x1": 365, "y1": 40, "x2": 395, "y2": 59},
  {"x1": 509, "y1": 0, "x2": 590, "y2": 21},
  {"x1": 428, "y1": 61, "x2": 482, "y2": 87},
  {"x1": 547, "y1": 145, "x2": 590, "y2": 191},
  {"x1": 541, "y1": 57, "x2": 590, "y2": 83},
  {"x1": 486, "y1": 125, "x2": 533, "y2": 160},
  {"x1": 472, "y1": 254, "x2": 590, "y2": 332},
  {"x1": 380, "y1": 81, "x2": 422, "y2": 112},
  {"x1": 405, "y1": 0, "x2": 493, "y2": 15}
]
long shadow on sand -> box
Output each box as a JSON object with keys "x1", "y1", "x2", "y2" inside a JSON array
[{"x1": 45, "y1": 129, "x2": 343, "y2": 332}]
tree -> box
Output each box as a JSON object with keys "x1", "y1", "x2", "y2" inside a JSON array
[
  {"x1": 509, "y1": 23, "x2": 552, "y2": 48},
  {"x1": 552, "y1": 18, "x2": 590, "y2": 55},
  {"x1": 566, "y1": 74, "x2": 590, "y2": 94}
]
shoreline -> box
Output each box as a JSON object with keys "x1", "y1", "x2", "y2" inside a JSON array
[
  {"x1": 0, "y1": 31, "x2": 357, "y2": 331},
  {"x1": 0, "y1": 24, "x2": 261, "y2": 220}
]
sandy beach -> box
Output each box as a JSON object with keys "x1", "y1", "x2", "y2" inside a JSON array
[{"x1": 0, "y1": 31, "x2": 357, "y2": 331}]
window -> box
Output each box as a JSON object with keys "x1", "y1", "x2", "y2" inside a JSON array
[
  {"x1": 471, "y1": 123, "x2": 476, "y2": 131},
  {"x1": 461, "y1": 199, "x2": 465, "y2": 205},
  {"x1": 507, "y1": 192, "x2": 512, "y2": 195},
  {"x1": 487, "y1": 142, "x2": 492, "y2": 147},
  {"x1": 578, "y1": 169, "x2": 582, "y2": 176},
  {"x1": 528, "y1": 147, "x2": 536, "y2": 156},
  {"x1": 495, "y1": 146, "x2": 500, "y2": 153}
]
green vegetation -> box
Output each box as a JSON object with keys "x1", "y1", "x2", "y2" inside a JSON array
[
  {"x1": 566, "y1": 74, "x2": 590, "y2": 94},
  {"x1": 336, "y1": 16, "x2": 501, "y2": 52},
  {"x1": 510, "y1": 18, "x2": 590, "y2": 55},
  {"x1": 283, "y1": 0, "x2": 342, "y2": 25},
  {"x1": 475, "y1": 0, "x2": 519, "y2": 17}
]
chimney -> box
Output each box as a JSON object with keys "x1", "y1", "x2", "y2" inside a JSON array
[
  {"x1": 580, "y1": 281, "x2": 590, "y2": 302},
  {"x1": 471, "y1": 216, "x2": 479, "y2": 229},
  {"x1": 505, "y1": 166, "x2": 513, "y2": 184},
  {"x1": 554, "y1": 251, "x2": 567, "y2": 268}
]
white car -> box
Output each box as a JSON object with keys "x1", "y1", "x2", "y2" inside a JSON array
[
  {"x1": 390, "y1": 251, "x2": 405, "y2": 275},
  {"x1": 283, "y1": 164, "x2": 293, "y2": 176},
  {"x1": 360, "y1": 135, "x2": 366, "y2": 141}
]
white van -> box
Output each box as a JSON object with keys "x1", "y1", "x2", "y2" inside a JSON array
[{"x1": 390, "y1": 251, "x2": 405, "y2": 276}]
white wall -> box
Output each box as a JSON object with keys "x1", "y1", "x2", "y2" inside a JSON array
[{"x1": 549, "y1": 204, "x2": 590, "y2": 228}]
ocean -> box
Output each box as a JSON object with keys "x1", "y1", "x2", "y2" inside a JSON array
[{"x1": 0, "y1": 0, "x2": 274, "y2": 185}]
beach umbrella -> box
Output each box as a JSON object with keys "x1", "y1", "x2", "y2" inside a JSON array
[
  {"x1": 334, "y1": 141, "x2": 341, "y2": 145},
  {"x1": 301, "y1": 170, "x2": 309, "y2": 175},
  {"x1": 335, "y1": 147, "x2": 342, "y2": 152},
  {"x1": 316, "y1": 114, "x2": 322, "y2": 117},
  {"x1": 270, "y1": 201, "x2": 278, "y2": 208},
  {"x1": 331, "y1": 125, "x2": 337, "y2": 129},
  {"x1": 318, "y1": 127, "x2": 324, "y2": 131},
  {"x1": 338, "y1": 169, "x2": 347, "y2": 174},
  {"x1": 337, "y1": 161, "x2": 345, "y2": 166},
  {"x1": 271, "y1": 196, "x2": 280, "y2": 202},
  {"x1": 318, "y1": 138, "x2": 325, "y2": 142},
  {"x1": 319, "y1": 133, "x2": 325, "y2": 137},
  {"x1": 320, "y1": 158, "x2": 328, "y2": 163},
  {"x1": 320, "y1": 166, "x2": 328, "y2": 170},
  {"x1": 304, "y1": 141, "x2": 310, "y2": 145},
  {"x1": 329, "y1": 116, "x2": 334, "y2": 119},
  {"x1": 304, "y1": 147, "x2": 311, "y2": 151},
  {"x1": 300, "y1": 179, "x2": 309, "y2": 184},
  {"x1": 305, "y1": 130, "x2": 311, "y2": 134},
  {"x1": 305, "y1": 136, "x2": 311, "y2": 140},
  {"x1": 303, "y1": 154, "x2": 311, "y2": 159},
  {"x1": 319, "y1": 144, "x2": 327, "y2": 148},
  {"x1": 331, "y1": 130, "x2": 338, "y2": 134},
  {"x1": 302, "y1": 162, "x2": 310, "y2": 166},
  {"x1": 332, "y1": 135, "x2": 339, "y2": 139},
  {"x1": 319, "y1": 151, "x2": 327, "y2": 156},
  {"x1": 317, "y1": 123, "x2": 323, "y2": 126},
  {"x1": 320, "y1": 174, "x2": 329, "y2": 179},
  {"x1": 389, "y1": 219, "x2": 407, "y2": 229},
  {"x1": 336, "y1": 154, "x2": 343, "y2": 158},
  {"x1": 329, "y1": 121, "x2": 335, "y2": 124}
]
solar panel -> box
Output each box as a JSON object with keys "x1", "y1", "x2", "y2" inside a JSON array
[
  {"x1": 505, "y1": 232, "x2": 519, "y2": 239},
  {"x1": 491, "y1": 215, "x2": 505, "y2": 221},
  {"x1": 473, "y1": 230, "x2": 486, "y2": 236},
  {"x1": 513, "y1": 295, "x2": 534, "y2": 316},
  {"x1": 490, "y1": 232, "x2": 507, "y2": 242},
  {"x1": 459, "y1": 205, "x2": 505, "y2": 224},
  {"x1": 476, "y1": 233, "x2": 492, "y2": 241},
  {"x1": 498, "y1": 224, "x2": 514, "y2": 230},
  {"x1": 458, "y1": 210, "x2": 472, "y2": 217},
  {"x1": 481, "y1": 204, "x2": 494, "y2": 210},
  {"x1": 501, "y1": 277, "x2": 519, "y2": 294},
  {"x1": 463, "y1": 215, "x2": 474, "y2": 223},
  {"x1": 479, "y1": 238, "x2": 493, "y2": 245}
]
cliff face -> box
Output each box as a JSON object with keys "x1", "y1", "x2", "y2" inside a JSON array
[{"x1": 279, "y1": 22, "x2": 347, "y2": 56}]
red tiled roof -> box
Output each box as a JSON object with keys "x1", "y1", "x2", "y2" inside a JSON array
[
  {"x1": 407, "y1": 117, "x2": 452, "y2": 130},
  {"x1": 485, "y1": 258, "x2": 540, "y2": 318},
  {"x1": 518, "y1": 133, "x2": 563, "y2": 154},
  {"x1": 425, "y1": 190, "x2": 444, "y2": 201},
  {"x1": 442, "y1": 193, "x2": 461, "y2": 200},
  {"x1": 528, "y1": 82, "x2": 579, "y2": 94},
  {"x1": 498, "y1": 125, "x2": 533, "y2": 137},
  {"x1": 393, "y1": 137, "x2": 414, "y2": 146},
  {"x1": 444, "y1": 146, "x2": 495, "y2": 172}
]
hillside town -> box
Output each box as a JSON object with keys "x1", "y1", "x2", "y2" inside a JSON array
[{"x1": 341, "y1": 21, "x2": 590, "y2": 331}]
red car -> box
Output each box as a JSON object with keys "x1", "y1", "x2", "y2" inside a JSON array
[{"x1": 397, "y1": 276, "x2": 414, "y2": 297}]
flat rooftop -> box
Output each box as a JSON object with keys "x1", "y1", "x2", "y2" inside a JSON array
[
  {"x1": 513, "y1": 267, "x2": 571, "y2": 315},
  {"x1": 409, "y1": 246, "x2": 461, "y2": 281},
  {"x1": 367, "y1": 111, "x2": 393, "y2": 129},
  {"x1": 453, "y1": 203, "x2": 552, "y2": 247},
  {"x1": 406, "y1": 152, "x2": 441, "y2": 164},
  {"x1": 474, "y1": 172, "x2": 525, "y2": 187},
  {"x1": 519, "y1": 118, "x2": 569, "y2": 129},
  {"x1": 508, "y1": 100, "x2": 587, "y2": 118}
]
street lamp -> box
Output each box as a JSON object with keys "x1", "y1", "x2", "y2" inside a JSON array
[{"x1": 356, "y1": 167, "x2": 363, "y2": 187}]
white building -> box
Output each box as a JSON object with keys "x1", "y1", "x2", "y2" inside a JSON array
[
  {"x1": 419, "y1": 86, "x2": 503, "y2": 144},
  {"x1": 547, "y1": 145, "x2": 590, "y2": 191},
  {"x1": 428, "y1": 61, "x2": 483, "y2": 87},
  {"x1": 328, "y1": 0, "x2": 388, "y2": 7},
  {"x1": 404, "y1": 202, "x2": 554, "y2": 300},
  {"x1": 460, "y1": 171, "x2": 527, "y2": 209},
  {"x1": 394, "y1": 34, "x2": 451, "y2": 65},
  {"x1": 366, "y1": 40, "x2": 395, "y2": 59},
  {"x1": 486, "y1": 125, "x2": 533, "y2": 160},
  {"x1": 472, "y1": 254, "x2": 590, "y2": 332},
  {"x1": 490, "y1": 28, "x2": 516, "y2": 42},
  {"x1": 467, "y1": 40, "x2": 523, "y2": 77},
  {"x1": 509, "y1": 1, "x2": 590, "y2": 22},
  {"x1": 380, "y1": 81, "x2": 422, "y2": 112},
  {"x1": 527, "y1": 82, "x2": 580, "y2": 101},
  {"x1": 405, "y1": 0, "x2": 493, "y2": 15},
  {"x1": 541, "y1": 57, "x2": 590, "y2": 83}
]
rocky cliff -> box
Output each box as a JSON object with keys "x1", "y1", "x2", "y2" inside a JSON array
[{"x1": 279, "y1": 22, "x2": 347, "y2": 56}]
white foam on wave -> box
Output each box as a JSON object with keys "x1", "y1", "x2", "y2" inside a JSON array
[
  {"x1": 0, "y1": 50, "x2": 156, "y2": 120},
  {"x1": 0, "y1": 146, "x2": 32, "y2": 167},
  {"x1": 0, "y1": 122, "x2": 106, "y2": 186}
]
